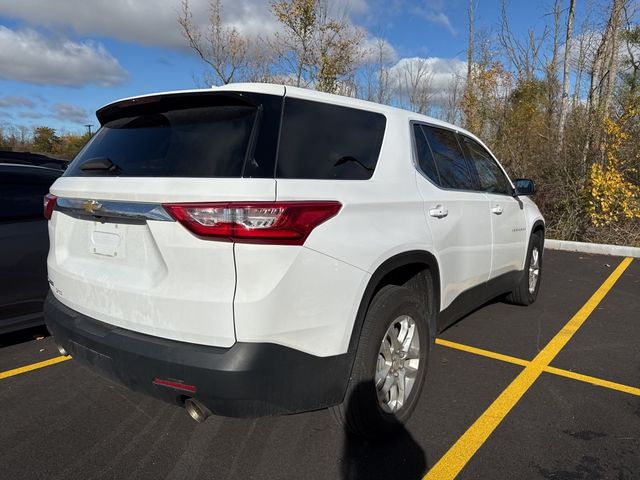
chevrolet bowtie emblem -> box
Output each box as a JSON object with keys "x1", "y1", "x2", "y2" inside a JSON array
[{"x1": 82, "y1": 200, "x2": 102, "y2": 214}]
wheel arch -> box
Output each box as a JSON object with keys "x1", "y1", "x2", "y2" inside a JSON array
[
  {"x1": 531, "y1": 219, "x2": 546, "y2": 251},
  {"x1": 348, "y1": 250, "x2": 441, "y2": 354},
  {"x1": 531, "y1": 219, "x2": 545, "y2": 237}
]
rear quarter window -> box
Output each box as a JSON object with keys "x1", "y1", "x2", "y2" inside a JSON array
[
  {"x1": 276, "y1": 98, "x2": 386, "y2": 180},
  {"x1": 412, "y1": 123, "x2": 440, "y2": 185}
]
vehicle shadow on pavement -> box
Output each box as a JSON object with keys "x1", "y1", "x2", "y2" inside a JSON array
[
  {"x1": 0, "y1": 325, "x2": 49, "y2": 348},
  {"x1": 340, "y1": 381, "x2": 428, "y2": 480}
]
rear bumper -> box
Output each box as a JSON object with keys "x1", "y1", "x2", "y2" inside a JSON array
[{"x1": 44, "y1": 293, "x2": 353, "y2": 417}]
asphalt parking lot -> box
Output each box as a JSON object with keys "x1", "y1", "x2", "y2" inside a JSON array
[{"x1": 1, "y1": 249, "x2": 638, "y2": 480}]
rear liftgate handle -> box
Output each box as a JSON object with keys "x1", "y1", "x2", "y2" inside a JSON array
[{"x1": 429, "y1": 205, "x2": 449, "y2": 218}]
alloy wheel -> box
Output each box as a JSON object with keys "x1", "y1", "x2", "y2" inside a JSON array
[
  {"x1": 375, "y1": 315, "x2": 421, "y2": 413},
  {"x1": 528, "y1": 247, "x2": 540, "y2": 294}
]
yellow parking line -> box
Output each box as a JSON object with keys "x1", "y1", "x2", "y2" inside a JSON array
[
  {"x1": 0, "y1": 355, "x2": 71, "y2": 380},
  {"x1": 425, "y1": 256, "x2": 633, "y2": 480},
  {"x1": 544, "y1": 366, "x2": 640, "y2": 397},
  {"x1": 436, "y1": 339, "x2": 640, "y2": 397},
  {"x1": 435, "y1": 338, "x2": 529, "y2": 367}
]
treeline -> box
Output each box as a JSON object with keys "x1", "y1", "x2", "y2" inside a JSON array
[
  {"x1": 180, "y1": 0, "x2": 640, "y2": 246},
  {"x1": 462, "y1": 0, "x2": 640, "y2": 247},
  {"x1": 0, "y1": 125, "x2": 91, "y2": 161},
  {"x1": 2, "y1": 0, "x2": 637, "y2": 246}
]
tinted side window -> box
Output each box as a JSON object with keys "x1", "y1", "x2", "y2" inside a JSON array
[
  {"x1": 277, "y1": 98, "x2": 386, "y2": 180},
  {"x1": 412, "y1": 124, "x2": 440, "y2": 185},
  {"x1": 0, "y1": 168, "x2": 60, "y2": 221},
  {"x1": 460, "y1": 136, "x2": 510, "y2": 194},
  {"x1": 241, "y1": 93, "x2": 283, "y2": 178},
  {"x1": 422, "y1": 126, "x2": 474, "y2": 190}
]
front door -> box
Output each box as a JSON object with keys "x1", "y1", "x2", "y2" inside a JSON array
[
  {"x1": 412, "y1": 123, "x2": 492, "y2": 311},
  {"x1": 458, "y1": 134, "x2": 528, "y2": 278}
]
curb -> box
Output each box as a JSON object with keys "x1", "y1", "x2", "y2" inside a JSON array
[{"x1": 546, "y1": 239, "x2": 640, "y2": 258}]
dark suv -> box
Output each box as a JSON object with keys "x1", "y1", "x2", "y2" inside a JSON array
[{"x1": 1, "y1": 152, "x2": 64, "y2": 334}]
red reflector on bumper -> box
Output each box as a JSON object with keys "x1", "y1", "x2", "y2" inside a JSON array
[{"x1": 153, "y1": 377, "x2": 197, "y2": 393}]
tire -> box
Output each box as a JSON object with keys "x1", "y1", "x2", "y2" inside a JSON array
[
  {"x1": 332, "y1": 285, "x2": 431, "y2": 439},
  {"x1": 505, "y1": 231, "x2": 543, "y2": 306}
]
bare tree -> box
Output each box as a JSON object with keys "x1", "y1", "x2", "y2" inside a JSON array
[
  {"x1": 270, "y1": 0, "x2": 364, "y2": 93},
  {"x1": 394, "y1": 58, "x2": 434, "y2": 114},
  {"x1": 571, "y1": 15, "x2": 598, "y2": 107},
  {"x1": 559, "y1": 0, "x2": 576, "y2": 142},
  {"x1": 464, "y1": 0, "x2": 476, "y2": 129},
  {"x1": 360, "y1": 35, "x2": 394, "y2": 103},
  {"x1": 271, "y1": 0, "x2": 317, "y2": 87},
  {"x1": 498, "y1": 0, "x2": 549, "y2": 82},
  {"x1": 599, "y1": 0, "x2": 626, "y2": 115},
  {"x1": 467, "y1": 0, "x2": 474, "y2": 84},
  {"x1": 583, "y1": 0, "x2": 628, "y2": 165},
  {"x1": 546, "y1": 0, "x2": 562, "y2": 117},
  {"x1": 18, "y1": 125, "x2": 29, "y2": 147},
  {"x1": 620, "y1": 8, "x2": 640, "y2": 101},
  {"x1": 178, "y1": 0, "x2": 251, "y2": 85},
  {"x1": 442, "y1": 72, "x2": 465, "y2": 124},
  {"x1": 315, "y1": 19, "x2": 365, "y2": 93}
]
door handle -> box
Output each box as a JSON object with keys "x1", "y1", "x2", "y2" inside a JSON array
[
  {"x1": 491, "y1": 205, "x2": 504, "y2": 215},
  {"x1": 429, "y1": 206, "x2": 448, "y2": 218}
]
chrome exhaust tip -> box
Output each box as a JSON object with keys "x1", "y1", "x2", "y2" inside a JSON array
[
  {"x1": 57, "y1": 344, "x2": 68, "y2": 356},
  {"x1": 184, "y1": 398, "x2": 211, "y2": 423}
]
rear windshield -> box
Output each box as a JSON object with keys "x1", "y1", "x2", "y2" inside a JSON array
[{"x1": 65, "y1": 93, "x2": 280, "y2": 178}]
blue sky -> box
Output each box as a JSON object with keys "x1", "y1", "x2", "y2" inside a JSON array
[{"x1": 0, "y1": 0, "x2": 567, "y2": 134}]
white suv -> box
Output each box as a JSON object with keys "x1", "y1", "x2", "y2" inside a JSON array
[{"x1": 44, "y1": 83, "x2": 544, "y2": 437}]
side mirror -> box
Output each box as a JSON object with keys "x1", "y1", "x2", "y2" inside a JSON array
[{"x1": 514, "y1": 178, "x2": 536, "y2": 196}]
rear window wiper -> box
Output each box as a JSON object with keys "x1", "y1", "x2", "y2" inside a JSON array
[{"x1": 79, "y1": 157, "x2": 121, "y2": 174}]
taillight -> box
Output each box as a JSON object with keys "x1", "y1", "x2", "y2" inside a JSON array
[
  {"x1": 44, "y1": 193, "x2": 57, "y2": 220},
  {"x1": 163, "y1": 201, "x2": 342, "y2": 245}
]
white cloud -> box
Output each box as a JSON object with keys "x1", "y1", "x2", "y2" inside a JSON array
[
  {"x1": 0, "y1": 0, "x2": 184, "y2": 48},
  {"x1": 0, "y1": 27, "x2": 128, "y2": 87},
  {"x1": 0, "y1": 96, "x2": 35, "y2": 108},
  {"x1": 422, "y1": 11, "x2": 455, "y2": 34},
  {"x1": 0, "y1": 0, "x2": 371, "y2": 49},
  {"x1": 359, "y1": 36, "x2": 398, "y2": 65},
  {"x1": 326, "y1": 0, "x2": 370, "y2": 18},
  {"x1": 413, "y1": 1, "x2": 456, "y2": 35},
  {"x1": 52, "y1": 104, "x2": 89, "y2": 124},
  {"x1": 0, "y1": 0, "x2": 278, "y2": 49},
  {"x1": 18, "y1": 110, "x2": 45, "y2": 119},
  {"x1": 390, "y1": 56, "x2": 466, "y2": 101}
]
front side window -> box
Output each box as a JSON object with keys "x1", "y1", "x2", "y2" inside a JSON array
[
  {"x1": 421, "y1": 126, "x2": 474, "y2": 190},
  {"x1": 460, "y1": 136, "x2": 510, "y2": 194},
  {"x1": 276, "y1": 98, "x2": 386, "y2": 180}
]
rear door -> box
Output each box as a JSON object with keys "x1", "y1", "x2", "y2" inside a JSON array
[
  {"x1": 412, "y1": 123, "x2": 492, "y2": 311},
  {"x1": 48, "y1": 90, "x2": 283, "y2": 347},
  {"x1": 459, "y1": 134, "x2": 528, "y2": 277}
]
